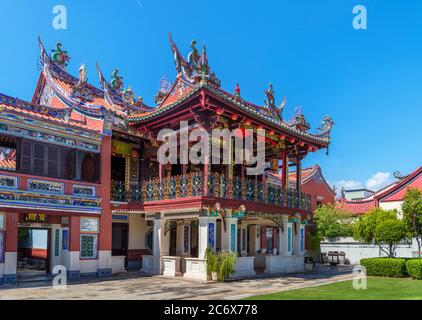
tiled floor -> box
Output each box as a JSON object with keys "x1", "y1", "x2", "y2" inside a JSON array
[{"x1": 0, "y1": 265, "x2": 354, "y2": 300}]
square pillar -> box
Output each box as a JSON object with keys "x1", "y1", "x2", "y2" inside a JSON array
[
  {"x1": 248, "y1": 225, "x2": 261, "y2": 254},
  {"x1": 176, "y1": 223, "x2": 190, "y2": 257},
  {"x1": 239, "y1": 224, "x2": 248, "y2": 256},
  {"x1": 147, "y1": 214, "x2": 168, "y2": 274},
  {"x1": 3, "y1": 212, "x2": 18, "y2": 283},
  {"x1": 220, "y1": 215, "x2": 238, "y2": 253},
  {"x1": 279, "y1": 222, "x2": 293, "y2": 256},
  {"x1": 98, "y1": 135, "x2": 112, "y2": 277},
  {"x1": 153, "y1": 215, "x2": 169, "y2": 257},
  {"x1": 68, "y1": 216, "x2": 81, "y2": 279},
  {"x1": 260, "y1": 226, "x2": 267, "y2": 253},
  {"x1": 198, "y1": 216, "x2": 216, "y2": 258}
]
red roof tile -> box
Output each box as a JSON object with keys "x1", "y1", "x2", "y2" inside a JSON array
[{"x1": 336, "y1": 199, "x2": 376, "y2": 216}]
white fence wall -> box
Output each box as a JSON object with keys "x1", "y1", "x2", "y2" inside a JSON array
[{"x1": 320, "y1": 237, "x2": 420, "y2": 264}]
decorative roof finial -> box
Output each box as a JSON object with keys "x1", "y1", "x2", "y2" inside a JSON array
[
  {"x1": 235, "y1": 83, "x2": 241, "y2": 97},
  {"x1": 316, "y1": 114, "x2": 335, "y2": 137},
  {"x1": 51, "y1": 42, "x2": 70, "y2": 69},
  {"x1": 110, "y1": 69, "x2": 124, "y2": 92},
  {"x1": 77, "y1": 64, "x2": 87, "y2": 86},
  {"x1": 264, "y1": 83, "x2": 275, "y2": 108},
  {"x1": 264, "y1": 83, "x2": 285, "y2": 121},
  {"x1": 187, "y1": 40, "x2": 200, "y2": 69}
]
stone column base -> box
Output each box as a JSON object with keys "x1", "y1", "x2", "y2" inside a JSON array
[{"x1": 140, "y1": 255, "x2": 161, "y2": 275}]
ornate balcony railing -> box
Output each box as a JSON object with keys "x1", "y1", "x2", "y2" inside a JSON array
[{"x1": 111, "y1": 172, "x2": 312, "y2": 212}]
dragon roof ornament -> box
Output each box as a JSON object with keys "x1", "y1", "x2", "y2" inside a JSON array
[
  {"x1": 263, "y1": 83, "x2": 286, "y2": 122},
  {"x1": 96, "y1": 64, "x2": 150, "y2": 115},
  {"x1": 50, "y1": 43, "x2": 70, "y2": 70},
  {"x1": 168, "y1": 33, "x2": 221, "y2": 88},
  {"x1": 316, "y1": 115, "x2": 334, "y2": 137}
]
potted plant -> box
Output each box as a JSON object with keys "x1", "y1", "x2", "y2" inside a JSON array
[
  {"x1": 217, "y1": 251, "x2": 236, "y2": 282},
  {"x1": 205, "y1": 248, "x2": 218, "y2": 281},
  {"x1": 205, "y1": 248, "x2": 237, "y2": 282}
]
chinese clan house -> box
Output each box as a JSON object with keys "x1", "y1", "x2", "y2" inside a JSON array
[{"x1": 0, "y1": 34, "x2": 333, "y2": 283}]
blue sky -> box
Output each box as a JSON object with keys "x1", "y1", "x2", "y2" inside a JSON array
[{"x1": 0, "y1": 0, "x2": 421, "y2": 192}]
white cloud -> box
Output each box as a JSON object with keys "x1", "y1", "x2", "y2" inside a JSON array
[
  {"x1": 330, "y1": 180, "x2": 363, "y2": 196},
  {"x1": 365, "y1": 172, "x2": 393, "y2": 191},
  {"x1": 330, "y1": 172, "x2": 394, "y2": 197}
]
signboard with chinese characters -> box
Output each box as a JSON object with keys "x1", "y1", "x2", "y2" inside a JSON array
[
  {"x1": 24, "y1": 213, "x2": 48, "y2": 224},
  {"x1": 80, "y1": 217, "x2": 99, "y2": 233}
]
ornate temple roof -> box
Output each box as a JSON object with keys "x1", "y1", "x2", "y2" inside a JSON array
[
  {"x1": 31, "y1": 37, "x2": 153, "y2": 135},
  {"x1": 0, "y1": 93, "x2": 100, "y2": 132},
  {"x1": 0, "y1": 35, "x2": 334, "y2": 145},
  {"x1": 127, "y1": 33, "x2": 334, "y2": 147}
]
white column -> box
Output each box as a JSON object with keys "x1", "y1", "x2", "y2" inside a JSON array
[
  {"x1": 176, "y1": 223, "x2": 184, "y2": 256},
  {"x1": 279, "y1": 222, "x2": 293, "y2": 256},
  {"x1": 198, "y1": 216, "x2": 216, "y2": 258},
  {"x1": 248, "y1": 225, "x2": 261, "y2": 254},
  {"x1": 221, "y1": 217, "x2": 238, "y2": 253},
  {"x1": 152, "y1": 217, "x2": 163, "y2": 257},
  {"x1": 176, "y1": 223, "x2": 190, "y2": 257}
]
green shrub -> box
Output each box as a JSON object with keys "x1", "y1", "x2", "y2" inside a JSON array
[
  {"x1": 406, "y1": 259, "x2": 422, "y2": 280},
  {"x1": 360, "y1": 258, "x2": 408, "y2": 277}
]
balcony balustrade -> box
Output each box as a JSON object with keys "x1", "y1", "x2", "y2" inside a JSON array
[{"x1": 111, "y1": 172, "x2": 312, "y2": 212}]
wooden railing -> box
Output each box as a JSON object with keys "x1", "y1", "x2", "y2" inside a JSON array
[{"x1": 111, "y1": 172, "x2": 312, "y2": 211}]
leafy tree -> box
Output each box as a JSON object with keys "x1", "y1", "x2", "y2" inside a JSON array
[
  {"x1": 402, "y1": 188, "x2": 422, "y2": 258},
  {"x1": 354, "y1": 208, "x2": 410, "y2": 257},
  {"x1": 314, "y1": 204, "x2": 354, "y2": 239}
]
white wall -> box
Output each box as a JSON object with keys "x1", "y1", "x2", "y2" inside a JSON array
[
  {"x1": 380, "y1": 201, "x2": 404, "y2": 217},
  {"x1": 128, "y1": 214, "x2": 148, "y2": 250},
  {"x1": 321, "y1": 237, "x2": 419, "y2": 264}
]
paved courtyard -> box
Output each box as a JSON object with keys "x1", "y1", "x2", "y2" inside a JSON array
[{"x1": 0, "y1": 266, "x2": 354, "y2": 300}]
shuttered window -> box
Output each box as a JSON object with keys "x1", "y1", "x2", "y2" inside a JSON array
[
  {"x1": 33, "y1": 143, "x2": 45, "y2": 175},
  {"x1": 17, "y1": 139, "x2": 76, "y2": 179},
  {"x1": 47, "y1": 146, "x2": 59, "y2": 177}
]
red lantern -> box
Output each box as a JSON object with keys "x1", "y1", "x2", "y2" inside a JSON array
[
  {"x1": 216, "y1": 108, "x2": 224, "y2": 115},
  {"x1": 289, "y1": 137, "x2": 295, "y2": 144},
  {"x1": 231, "y1": 114, "x2": 238, "y2": 121},
  {"x1": 269, "y1": 130, "x2": 275, "y2": 135},
  {"x1": 245, "y1": 119, "x2": 251, "y2": 126},
  {"x1": 279, "y1": 134, "x2": 285, "y2": 140}
]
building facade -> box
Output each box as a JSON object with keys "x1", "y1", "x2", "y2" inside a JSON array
[
  {"x1": 321, "y1": 166, "x2": 422, "y2": 263},
  {"x1": 0, "y1": 35, "x2": 333, "y2": 283}
]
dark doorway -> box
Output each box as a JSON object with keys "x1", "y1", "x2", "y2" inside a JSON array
[
  {"x1": 169, "y1": 227, "x2": 177, "y2": 256},
  {"x1": 190, "y1": 223, "x2": 198, "y2": 257},
  {"x1": 17, "y1": 227, "x2": 51, "y2": 275},
  {"x1": 112, "y1": 223, "x2": 129, "y2": 268},
  {"x1": 111, "y1": 156, "x2": 126, "y2": 182}
]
